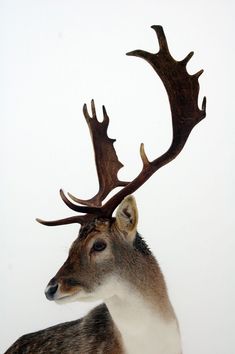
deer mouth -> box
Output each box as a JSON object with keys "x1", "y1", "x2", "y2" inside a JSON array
[{"x1": 54, "y1": 288, "x2": 82, "y2": 304}]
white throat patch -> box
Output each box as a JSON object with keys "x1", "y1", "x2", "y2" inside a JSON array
[{"x1": 104, "y1": 280, "x2": 182, "y2": 354}]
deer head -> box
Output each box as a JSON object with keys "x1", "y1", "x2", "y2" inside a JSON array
[
  {"x1": 44, "y1": 196, "x2": 142, "y2": 302},
  {"x1": 38, "y1": 26, "x2": 206, "y2": 303}
]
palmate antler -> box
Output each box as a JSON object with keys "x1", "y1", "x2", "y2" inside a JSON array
[
  {"x1": 37, "y1": 25, "x2": 206, "y2": 226},
  {"x1": 68, "y1": 100, "x2": 128, "y2": 207}
]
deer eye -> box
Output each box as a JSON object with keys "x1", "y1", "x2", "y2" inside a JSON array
[{"x1": 92, "y1": 240, "x2": 107, "y2": 252}]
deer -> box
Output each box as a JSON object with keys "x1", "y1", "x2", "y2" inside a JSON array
[{"x1": 5, "y1": 25, "x2": 206, "y2": 354}]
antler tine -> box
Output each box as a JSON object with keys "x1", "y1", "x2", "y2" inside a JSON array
[
  {"x1": 36, "y1": 189, "x2": 102, "y2": 227},
  {"x1": 151, "y1": 24, "x2": 170, "y2": 53},
  {"x1": 59, "y1": 189, "x2": 101, "y2": 214},
  {"x1": 36, "y1": 215, "x2": 88, "y2": 226},
  {"x1": 61, "y1": 100, "x2": 128, "y2": 209},
  {"x1": 100, "y1": 25, "x2": 206, "y2": 217},
  {"x1": 140, "y1": 143, "x2": 150, "y2": 167}
]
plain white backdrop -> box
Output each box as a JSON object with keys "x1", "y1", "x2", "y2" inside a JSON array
[{"x1": 1, "y1": 0, "x2": 234, "y2": 353}]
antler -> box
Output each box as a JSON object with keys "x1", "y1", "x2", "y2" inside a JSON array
[
  {"x1": 37, "y1": 100, "x2": 128, "y2": 225},
  {"x1": 67, "y1": 99, "x2": 128, "y2": 207},
  {"x1": 37, "y1": 25, "x2": 206, "y2": 226},
  {"x1": 101, "y1": 25, "x2": 206, "y2": 215}
]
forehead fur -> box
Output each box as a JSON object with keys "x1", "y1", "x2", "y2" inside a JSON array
[
  {"x1": 77, "y1": 217, "x2": 152, "y2": 257},
  {"x1": 78, "y1": 217, "x2": 114, "y2": 240}
]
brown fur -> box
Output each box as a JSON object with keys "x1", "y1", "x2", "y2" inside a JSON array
[
  {"x1": 5, "y1": 197, "x2": 178, "y2": 353},
  {"x1": 5, "y1": 304, "x2": 124, "y2": 354}
]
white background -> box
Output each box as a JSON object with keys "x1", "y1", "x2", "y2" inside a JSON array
[{"x1": 1, "y1": 0, "x2": 234, "y2": 353}]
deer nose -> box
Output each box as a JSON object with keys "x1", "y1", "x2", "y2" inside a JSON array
[{"x1": 45, "y1": 280, "x2": 59, "y2": 300}]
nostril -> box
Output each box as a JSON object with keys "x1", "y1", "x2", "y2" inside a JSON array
[
  {"x1": 45, "y1": 283, "x2": 58, "y2": 300},
  {"x1": 49, "y1": 283, "x2": 58, "y2": 296}
]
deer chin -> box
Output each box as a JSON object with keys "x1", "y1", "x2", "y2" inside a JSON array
[
  {"x1": 54, "y1": 287, "x2": 97, "y2": 305},
  {"x1": 55, "y1": 293, "x2": 80, "y2": 304}
]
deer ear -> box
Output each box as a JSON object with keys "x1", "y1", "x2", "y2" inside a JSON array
[{"x1": 115, "y1": 195, "x2": 138, "y2": 242}]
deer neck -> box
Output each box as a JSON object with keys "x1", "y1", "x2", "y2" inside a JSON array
[
  {"x1": 103, "y1": 251, "x2": 182, "y2": 354},
  {"x1": 105, "y1": 283, "x2": 181, "y2": 354}
]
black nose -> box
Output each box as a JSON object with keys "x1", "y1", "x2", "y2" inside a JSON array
[{"x1": 45, "y1": 283, "x2": 58, "y2": 300}]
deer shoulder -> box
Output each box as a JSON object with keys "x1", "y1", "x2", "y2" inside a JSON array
[{"x1": 5, "y1": 304, "x2": 123, "y2": 354}]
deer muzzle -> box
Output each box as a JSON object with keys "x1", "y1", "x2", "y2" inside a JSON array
[{"x1": 45, "y1": 276, "x2": 83, "y2": 301}]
